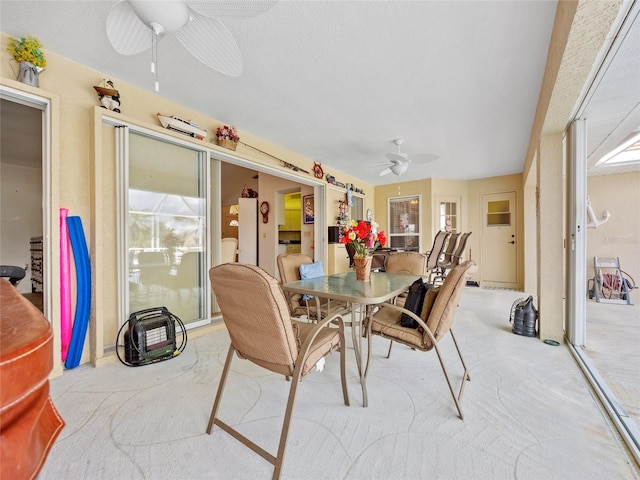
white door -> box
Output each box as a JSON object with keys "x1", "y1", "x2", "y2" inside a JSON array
[{"x1": 482, "y1": 192, "x2": 517, "y2": 286}]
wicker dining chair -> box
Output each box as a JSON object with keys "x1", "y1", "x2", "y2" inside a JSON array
[
  {"x1": 207, "y1": 263, "x2": 350, "y2": 480},
  {"x1": 366, "y1": 261, "x2": 477, "y2": 419}
]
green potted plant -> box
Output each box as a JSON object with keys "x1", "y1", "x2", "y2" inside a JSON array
[{"x1": 6, "y1": 36, "x2": 47, "y2": 87}]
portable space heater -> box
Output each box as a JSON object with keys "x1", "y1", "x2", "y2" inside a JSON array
[{"x1": 117, "y1": 307, "x2": 187, "y2": 367}]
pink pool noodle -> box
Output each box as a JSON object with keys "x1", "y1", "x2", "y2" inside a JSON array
[{"x1": 60, "y1": 208, "x2": 72, "y2": 361}]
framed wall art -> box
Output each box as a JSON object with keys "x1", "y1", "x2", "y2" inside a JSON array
[{"x1": 303, "y1": 195, "x2": 314, "y2": 224}]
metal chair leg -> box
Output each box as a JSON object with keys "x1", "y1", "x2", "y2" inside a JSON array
[
  {"x1": 207, "y1": 345, "x2": 235, "y2": 434},
  {"x1": 430, "y1": 330, "x2": 470, "y2": 420}
]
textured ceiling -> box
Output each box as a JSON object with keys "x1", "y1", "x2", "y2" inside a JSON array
[
  {"x1": 0, "y1": 0, "x2": 558, "y2": 186},
  {"x1": 1, "y1": 1, "x2": 637, "y2": 184}
]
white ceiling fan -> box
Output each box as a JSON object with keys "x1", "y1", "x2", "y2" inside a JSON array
[
  {"x1": 377, "y1": 138, "x2": 439, "y2": 177},
  {"x1": 106, "y1": 0, "x2": 277, "y2": 90}
]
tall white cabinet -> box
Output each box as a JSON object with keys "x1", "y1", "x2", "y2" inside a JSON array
[{"x1": 238, "y1": 198, "x2": 258, "y2": 264}]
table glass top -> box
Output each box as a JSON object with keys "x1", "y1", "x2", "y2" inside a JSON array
[{"x1": 282, "y1": 271, "x2": 418, "y2": 304}]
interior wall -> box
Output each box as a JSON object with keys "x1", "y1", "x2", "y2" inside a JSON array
[
  {"x1": 431, "y1": 177, "x2": 470, "y2": 232},
  {"x1": 523, "y1": 154, "x2": 538, "y2": 295},
  {"x1": 300, "y1": 184, "x2": 315, "y2": 258},
  {"x1": 257, "y1": 173, "x2": 304, "y2": 277},
  {"x1": 0, "y1": 163, "x2": 43, "y2": 294},
  {"x1": 537, "y1": 133, "x2": 565, "y2": 342},
  {"x1": 467, "y1": 173, "x2": 524, "y2": 287},
  {"x1": 373, "y1": 174, "x2": 523, "y2": 286},
  {"x1": 1, "y1": 34, "x2": 372, "y2": 371},
  {"x1": 587, "y1": 171, "x2": 640, "y2": 285},
  {"x1": 373, "y1": 178, "x2": 432, "y2": 250}
]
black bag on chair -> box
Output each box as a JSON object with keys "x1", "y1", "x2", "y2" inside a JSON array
[{"x1": 400, "y1": 278, "x2": 428, "y2": 328}]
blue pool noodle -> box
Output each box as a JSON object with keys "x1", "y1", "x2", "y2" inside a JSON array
[{"x1": 65, "y1": 216, "x2": 92, "y2": 369}]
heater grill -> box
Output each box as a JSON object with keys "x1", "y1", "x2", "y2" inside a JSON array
[{"x1": 117, "y1": 307, "x2": 187, "y2": 367}]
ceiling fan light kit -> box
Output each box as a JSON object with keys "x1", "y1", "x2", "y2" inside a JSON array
[
  {"x1": 390, "y1": 163, "x2": 408, "y2": 176},
  {"x1": 377, "y1": 138, "x2": 439, "y2": 177}
]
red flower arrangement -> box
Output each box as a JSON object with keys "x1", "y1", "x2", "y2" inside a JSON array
[{"x1": 340, "y1": 220, "x2": 386, "y2": 257}]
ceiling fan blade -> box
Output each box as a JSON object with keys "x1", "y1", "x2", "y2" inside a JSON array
[
  {"x1": 187, "y1": 0, "x2": 278, "y2": 18},
  {"x1": 386, "y1": 152, "x2": 410, "y2": 163},
  {"x1": 379, "y1": 167, "x2": 392, "y2": 176},
  {"x1": 175, "y1": 12, "x2": 242, "y2": 76},
  {"x1": 409, "y1": 153, "x2": 440, "y2": 163},
  {"x1": 106, "y1": 1, "x2": 154, "y2": 55}
]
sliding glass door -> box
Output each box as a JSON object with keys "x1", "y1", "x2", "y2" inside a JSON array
[{"x1": 126, "y1": 131, "x2": 209, "y2": 325}]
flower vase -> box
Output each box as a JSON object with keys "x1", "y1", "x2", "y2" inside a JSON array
[
  {"x1": 354, "y1": 256, "x2": 373, "y2": 281},
  {"x1": 217, "y1": 138, "x2": 238, "y2": 151},
  {"x1": 17, "y1": 61, "x2": 42, "y2": 87}
]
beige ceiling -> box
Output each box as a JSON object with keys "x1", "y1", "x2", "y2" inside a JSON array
[{"x1": 1, "y1": 1, "x2": 638, "y2": 183}]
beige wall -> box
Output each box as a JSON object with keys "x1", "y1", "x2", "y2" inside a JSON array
[
  {"x1": 374, "y1": 174, "x2": 523, "y2": 287},
  {"x1": 373, "y1": 178, "x2": 432, "y2": 249},
  {"x1": 256, "y1": 173, "x2": 305, "y2": 277},
  {"x1": 1, "y1": 34, "x2": 372, "y2": 372},
  {"x1": 0, "y1": 163, "x2": 43, "y2": 294},
  {"x1": 468, "y1": 174, "x2": 524, "y2": 287},
  {"x1": 587, "y1": 172, "x2": 640, "y2": 286}
]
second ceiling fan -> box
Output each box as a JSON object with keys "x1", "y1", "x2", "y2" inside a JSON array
[{"x1": 378, "y1": 138, "x2": 439, "y2": 176}]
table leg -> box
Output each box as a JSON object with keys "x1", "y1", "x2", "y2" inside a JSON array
[{"x1": 349, "y1": 302, "x2": 368, "y2": 407}]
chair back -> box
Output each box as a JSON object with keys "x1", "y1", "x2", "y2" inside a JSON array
[
  {"x1": 210, "y1": 263, "x2": 299, "y2": 372},
  {"x1": 440, "y1": 232, "x2": 460, "y2": 265},
  {"x1": 345, "y1": 242, "x2": 356, "y2": 268},
  {"x1": 450, "y1": 232, "x2": 472, "y2": 267},
  {"x1": 425, "y1": 231, "x2": 450, "y2": 269},
  {"x1": 385, "y1": 252, "x2": 427, "y2": 276},
  {"x1": 277, "y1": 253, "x2": 314, "y2": 284},
  {"x1": 423, "y1": 261, "x2": 476, "y2": 348},
  {"x1": 221, "y1": 238, "x2": 238, "y2": 264},
  {"x1": 276, "y1": 253, "x2": 314, "y2": 311}
]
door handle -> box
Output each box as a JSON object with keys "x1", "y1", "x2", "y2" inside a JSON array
[{"x1": 508, "y1": 241, "x2": 515, "y2": 244}]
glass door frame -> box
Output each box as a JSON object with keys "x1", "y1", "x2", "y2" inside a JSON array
[{"x1": 114, "y1": 124, "x2": 212, "y2": 330}]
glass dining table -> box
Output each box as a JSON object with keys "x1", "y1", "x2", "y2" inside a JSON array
[{"x1": 282, "y1": 271, "x2": 419, "y2": 407}]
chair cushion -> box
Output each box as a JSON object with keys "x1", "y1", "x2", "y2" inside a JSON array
[
  {"x1": 400, "y1": 278, "x2": 428, "y2": 328},
  {"x1": 299, "y1": 261, "x2": 324, "y2": 300},
  {"x1": 293, "y1": 321, "x2": 341, "y2": 376},
  {"x1": 370, "y1": 306, "x2": 425, "y2": 348},
  {"x1": 423, "y1": 262, "x2": 475, "y2": 347},
  {"x1": 420, "y1": 287, "x2": 440, "y2": 322}
]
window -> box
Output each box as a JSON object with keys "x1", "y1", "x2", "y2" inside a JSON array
[
  {"x1": 487, "y1": 200, "x2": 511, "y2": 226},
  {"x1": 388, "y1": 196, "x2": 421, "y2": 251},
  {"x1": 439, "y1": 200, "x2": 458, "y2": 233}
]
